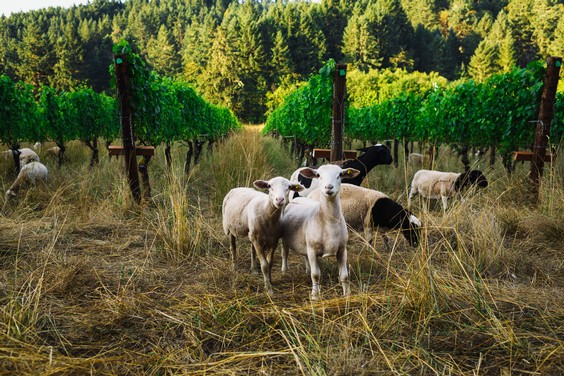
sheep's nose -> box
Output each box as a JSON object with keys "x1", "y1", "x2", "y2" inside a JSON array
[
  {"x1": 275, "y1": 197, "x2": 285, "y2": 206},
  {"x1": 325, "y1": 184, "x2": 334, "y2": 191}
]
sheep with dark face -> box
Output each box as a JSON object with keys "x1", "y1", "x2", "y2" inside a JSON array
[
  {"x1": 290, "y1": 144, "x2": 393, "y2": 199},
  {"x1": 408, "y1": 169, "x2": 488, "y2": 211},
  {"x1": 308, "y1": 184, "x2": 420, "y2": 249}
]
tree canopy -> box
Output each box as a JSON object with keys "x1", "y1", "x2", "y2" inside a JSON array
[{"x1": 1, "y1": 0, "x2": 563, "y2": 123}]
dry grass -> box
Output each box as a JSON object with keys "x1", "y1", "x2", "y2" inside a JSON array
[{"x1": 0, "y1": 132, "x2": 562, "y2": 375}]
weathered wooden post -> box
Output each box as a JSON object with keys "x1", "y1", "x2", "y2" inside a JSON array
[
  {"x1": 331, "y1": 63, "x2": 347, "y2": 162},
  {"x1": 113, "y1": 54, "x2": 141, "y2": 204},
  {"x1": 530, "y1": 56, "x2": 561, "y2": 201}
]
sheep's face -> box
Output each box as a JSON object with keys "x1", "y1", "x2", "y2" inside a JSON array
[
  {"x1": 300, "y1": 165, "x2": 360, "y2": 198},
  {"x1": 469, "y1": 170, "x2": 488, "y2": 188},
  {"x1": 402, "y1": 214, "x2": 421, "y2": 247},
  {"x1": 358, "y1": 144, "x2": 393, "y2": 165},
  {"x1": 254, "y1": 177, "x2": 303, "y2": 209}
]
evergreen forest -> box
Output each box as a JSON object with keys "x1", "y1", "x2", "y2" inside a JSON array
[{"x1": 1, "y1": 0, "x2": 563, "y2": 123}]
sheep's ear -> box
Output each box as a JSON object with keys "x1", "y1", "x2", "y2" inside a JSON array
[
  {"x1": 298, "y1": 168, "x2": 318, "y2": 179},
  {"x1": 341, "y1": 168, "x2": 360, "y2": 178},
  {"x1": 253, "y1": 180, "x2": 270, "y2": 190},
  {"x1": 289, "y1": 183, "x2": 304, "y2": 192}
]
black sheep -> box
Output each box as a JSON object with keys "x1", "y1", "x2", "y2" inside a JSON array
[{"x1": 291, "y1": 144, "x2": 393, "y2": 198}]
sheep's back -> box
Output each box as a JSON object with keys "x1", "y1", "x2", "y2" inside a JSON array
[
  {"x1": 222, "y1": 188, "x2": 261, "y2": 236},
  {"x1": 412, "y1": 170, "x2": 458, "y2": 198}
]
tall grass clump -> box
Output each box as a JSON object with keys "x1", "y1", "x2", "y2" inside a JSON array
[
  {"x1": 202, "y1": 126, "x2": 278, "y2": 209},
  {"x1": 150, "y1": 169, "x2": 207, "y2": 262}
]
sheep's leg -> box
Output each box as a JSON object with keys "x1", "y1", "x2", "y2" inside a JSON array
[
  {"x1": 441, "y1": 195, "x2": 448, "y2": 212},
  {"x1": 229, "y1": 234, "x2": 237, "y2": 269},
  {"x1": 303, "y1": 255, "x2": 311, "y2": 273},
  {"x1": 255, "y1": 245, "x2": 274, "y2": 295},
  {"x1": 281, "y1": 243, "x2": 289, "y2": 273},
  {"x1": 336, "y1": 247, "x2": 350, "y2": 297},
  {"x1": 250, "y1": 245, "x2": 259, "y2": 275},
  {"x1": 307, "y1": 251, "x2": 321, "y2": 300}
]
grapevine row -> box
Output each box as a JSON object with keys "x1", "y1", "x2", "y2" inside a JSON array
[
  {"x1": 264, "y1": 61, "x2": 563, "y2": 167},
  {"x1": 0, "y1": 40, "x2": 240, "y2": 172}
]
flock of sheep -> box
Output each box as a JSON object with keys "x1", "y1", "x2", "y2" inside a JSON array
[
  {"x1": 222, "y1": 144, "x2": 488, "y2": 300},
  {"x1": 2, "y1": 141, "x2": 488, "y2": 300}
]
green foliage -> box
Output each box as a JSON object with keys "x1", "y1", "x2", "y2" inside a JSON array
[
  {"x1": 263, "y1": 60, "x2": 334, "y2": 146},
  {"x1": 63, "y1": 87, "x2": 120, "y2": 143},
  {"x1": 347, "y1": 68, "x2": 448, "y2": 108},
  {"x1": 110, "y1": 40, "x2": 240, "y2": 147},
  {"x1": 266, "y1": 62, "x2": 554, "y2": 157},
  {"x1": 1, "y1": 0, "x2": 563, "y2": 123},
  {"x1": 0, "y1": 75, "x2": 40, "y2": 148}
]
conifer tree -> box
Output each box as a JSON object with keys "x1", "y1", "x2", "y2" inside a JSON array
[
  {"x1": 202, "y1": 25, "x2": 241, "y2": 112},
  {"x1": 145, "y1": 24, "x2": 181, "y2": 77},
  {"x1": 468, "y1": 39, "x2": 497, "y2": 82},
  {"x1": 342, "y1": 5, "x2": 381, "y2": 71},
  {"x1": 51, "y1": 22, "x2": 82, "y2": 91},
  {"x1": 15, "y1": 22, "x2": 52, "y2": 88}
]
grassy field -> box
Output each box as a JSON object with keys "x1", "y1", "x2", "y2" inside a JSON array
[{"x1": 0, "y1": 126, "x2": 562, "y2": 375}]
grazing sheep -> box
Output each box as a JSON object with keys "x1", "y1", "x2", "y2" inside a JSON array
[
  {"x1": 408, "y1": 153, "x2": 431, "y2": 167},
  {"x1": 5, "y1": 161, "x2": 48, "y2": 199},
  {"x1": 408, "y1": 169, "x2": 488, "y2": 211},
  {"x1": 280, "y1": 164, "x2": 360, "y2": 300},
  {"x1": 291, "y1": 144, "x2": 393, "y2": 199},
  {"x1": 222, "y1": 177, "x2": 303, "y2": 295},
  {"x1": 18, "y1": 148, "x2": 41, "y2": 168},
  {"x1": 46, "y1": 146, "x2": 61, "y2": 156},
  {"x1": 33, "y1": 142, "x2": 42, "y2": 152},
  {"x1": 308, "y1": 184, "x2": 421, "y2": 249},
  {"x1": 0, "y1": 148, "x2": 40, "y2": 166}
]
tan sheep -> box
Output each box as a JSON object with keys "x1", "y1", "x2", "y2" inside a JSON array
[{"x1": 408, "y1": 169, "x2": 488, "y2": 211}]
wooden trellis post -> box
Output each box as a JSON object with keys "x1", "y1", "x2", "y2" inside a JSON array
[
  {"x1": 113, "y1": 54, "x2": 141, "y2": 204},
  {"x1": 330, "y1": 64, "x2": 347, "y2": 162},
  {"x1": 530, "y1": 56, "x2": 561, "y2": 201}
]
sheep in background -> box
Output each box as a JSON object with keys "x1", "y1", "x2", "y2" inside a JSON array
[
  {"x1": 280, "y1": 164, "x2": 360, "y2": 300},
  {"x1": 33, "y1": 142, "x2": 42, "y2": 153},
  {"x1": 408, "y1": 169, "x2": 488, "y2": 211},
  {"x1": 308, "y1": 184, "x2": 421, "y2": 249},
  {"x1": 290, "y1": 144, "x2": 393, "y2": 199},
  {"x1": 222, "y1": 177, "x2": 303, "y2": 295},
  {"x1": 46, "y1": 146, "x2": 61, "y2": 157},
  {"x1": 3, "y1": 161, "x2": 48, "y2": 211},
  {"x1": 408, "y1": 152, "x2": 431, "y2": 168},
  {"x1": 18, "y1": 148, "x2": 40, "y2": 168}
]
